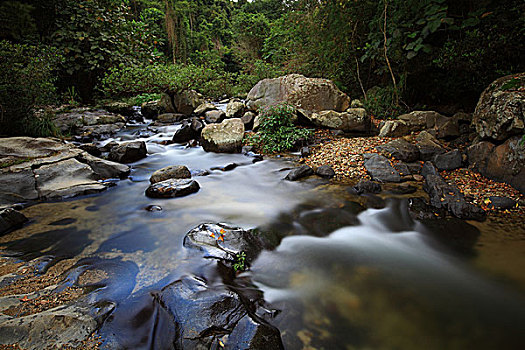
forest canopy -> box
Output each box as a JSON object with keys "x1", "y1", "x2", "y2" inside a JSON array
[{"x1": 1, "y1": 0, "x2": 524, "y2": 135}]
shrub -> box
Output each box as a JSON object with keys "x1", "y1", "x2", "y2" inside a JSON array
[
  {"x1": 0, "y1": 40, "x2": 61, "y2": 136},
  {"x1": 247, "y1": 103, "x2": 312, "y2": 154}
]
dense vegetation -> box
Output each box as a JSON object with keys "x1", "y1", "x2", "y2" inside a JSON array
[{"x1": 1, "y1": 0, "x2": 523, "y2": 135}]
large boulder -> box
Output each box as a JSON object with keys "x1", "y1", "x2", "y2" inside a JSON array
[
  {"x1": 108, "y1": 141, "x2": 147, "y2": 163},
  {"x1": 433, "y1": 149, "x2": 463, "y2": 171},
  {"x1": 194, "y1": 102, "x2": 216, "y2": 116},
  {"x1": 307, "y1": 108, "x2": 369, "y2": 132},
  {"x1": 201, "y1": 118, "x2": 245, "y2": 153},
  {"x1": 472, "y1": 73, "x2": 525, "y2": 141},
  {"x1": 467, "y1": 136, "x2": 525, "y2": 194},
  {"x1": 172, "y1": 90, "x2": 205, "y2": 115},
  {"x1": 246, "y1": 74, "x2": 350, "y2": 113},
  {"x1": 398, "y1": 111, "x2": 445, "y2": 130},
  {"x1": 204, "y1": 110, "x2": 225, "y2": 124}
]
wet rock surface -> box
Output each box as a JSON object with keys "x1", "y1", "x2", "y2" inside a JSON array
[
  {"x1": 0, "y1": 208, "x2": 27, "y2": 235},
  {"x1": 108, "y1": 141, "x2": 147, "y2": 163},
  {"x1": 284, "y1": 165, "x2": 314, "y2": 181},
  {"x1": 150, "y1": 165, "x2": 191, "y2": 184},
  {"x1": 145, "y1": 178, "x2": 200, "y2": 198}
]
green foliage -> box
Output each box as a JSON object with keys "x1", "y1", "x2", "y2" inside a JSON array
[
  {"x1": 0, "y1": 40, "x2": 61, "y2": 136},
  {"x1": 129, "y1": 93, "x2": 162, "y2": 105},
  {"x1": 364, "y1": 85, "x2": 408, "y2": 119},
  {"x1": 247, "y1": 104, "x2": 312, "y2": 154},
  {"x1": 0, "y1": 1, "x2": 37, "y2": 41},
  {"x1": 233, "y1": 251, "x2": 247, "y2": 272}
]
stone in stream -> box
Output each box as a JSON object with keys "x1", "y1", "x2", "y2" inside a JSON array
[
  {"x1": 433, "y1": 149, "x2": 463, "y2": 171},
  {"x1": 225, "y1": 99, "x2": 245, "y2": 119},
  {"x1": 284, "y1": 165, "x2": 314, "y2": 181},
  {"x1": 153, "y1": 275, "x2": 283, "y2": 350},
  {"x1": 108, "y1": 141, "x2": 147, "y2": 163},
  {"x1": 76, "y1": 153, "x2": 130, "y2": 179},
  {"x1": 184, "y1": 223, "x2": 264, "y2": 262},
  {"x1": 172, "y1": 120, "x2": 195, "y2": 143},
  {"x1": 155, "y1": 113, "x2": 186, "y2": 124},
  {"x1": 149, "y1": 165, "x2": 191, "y2": 184},
  {"x1": 363, "y1": 154, "x2": 401, "y2": 183},
  {"x1": 194, "y1": 102, "x2": 216, "y2": 116},
  {"x1": 351, "y1": 180, "x2": 382, "y2": 194},
  {"x1": 204, "y1": 109, "x2": 225, "y2": 124},
  {"x1": 376, "y1": 138, "x2": 420, "y2": 162},
  {"x1": 0, "y1": 208, "x2": 27, "y2": 235},
  {"x1": 201, "y1": 118, "x2": 245, "y2": 153},
  {"x1": 315, "y1": 165, "x2": 336, "y2": 178},
  {"x1": 145, "y1": 179, "x2": 200, "y2": 198}
]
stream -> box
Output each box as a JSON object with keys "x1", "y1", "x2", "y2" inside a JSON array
[{"x1": 2, "y1": 116, "x2": 525, "y2": 349}]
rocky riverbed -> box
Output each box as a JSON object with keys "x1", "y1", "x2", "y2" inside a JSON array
[{"x1": 0, "y1": 73, "x2": 524, "y2": 349}]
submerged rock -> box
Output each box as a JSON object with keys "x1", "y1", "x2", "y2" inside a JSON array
[
  {"x1": 145, "y1": 179, "x2": 200, "y2": 198},
  {"x1": 0, "y1": 208, "x2": 27, "y2": 235},
  {"x1": 0, "y1": 304, "x2": 97, "y2": 349},
  {"x1": 352, "y1": 180, "x2": 382, "y2": 194}
]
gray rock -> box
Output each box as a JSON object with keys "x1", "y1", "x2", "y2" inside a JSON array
[
  {"x1": 376, "y1": 138, "x2": 419, "y2": 162},
  {"x1": 316, "y1": 165, "x2": 335, "y2": 178},
  {"x1": 155, "y1": 113, "x2": 186, "y2": 124},
  {"x1": 241, "y1": 111, "x2": 255, "y2": 127},
  {"x1": 77, "y1": 143, "x2": 101, "y2": 157},
  {"x1": 352, "y1": 180, "x2": 382, "y2": 194},
  {"x1": 472, "y1": 73, "x2": 525, "y2": 141},
  {"x1": 141, "y1": 100, "x2": 164, "y2": 120},
  {"x1": 34, "y1": 158, "x2": 106, "y2": 199},
  {"x1": 416, "y1": 131, "x2": 446, "y2": 160},
  {"x1": 247, "y1": 74, "x2": 350, "y2": 113},
  {"x1": 433, "y1": 149, "x2": 463, "y2": 171},
  {"x1": 77, "y1": 153, "x2": 130, "y2": 179},
  {"x1": 225, "y1": 100, "x2": 245, "y2": 119},
  {"x1": 171, "y1": 89, "x2": 205, "y2": 115},
  {"x1": 421, "y1": 161, "x2": 439, "y2": 177},
  {"x1": 0, "y1": 137, "x2": 70, "y2": 160},
  {"x1": 307, "y1": 109, "x2": 368, "y2": 132},
  {"x1": 204, "y1": 110, "x2": 225, "y2": 124},
  {"x1": 364, "y1": 154, "x2": 401, "y2": 182},
  {"x1": 0, "y1": 169, "x2": 38, "y2": 205},
  {"x1": 172, "y1": 121, "x2": 196, "y2": 143},
  {"x1": 103, "y1": 101, "x2": 134, "y2": 116},
  {"x1": 145, "y1": 178, "x2": 200, "y2": 198},
  {"x1": 108, "y1": 141, "x2": 147, "y2": 163},
  {"x1": 378, "y1": 120, "x2": 411, "y2": 137},
  {"x1": 194, "y1": 102, "x2": 216, "y2": 116},
  {"x1": 190, "y1": 118, "x2": 203, "y2": 135},
  {"x1": 150, "y1": 165, "x2": 191, "y2": 184},
  {"x1": 398, "y1": 111, "x2": 444, "y2": 130},
  {"x1": 201, "y1": 118, "x2": 245, "y2": 153},
  {"x1": 0, "y1": 304, "x2": 97, "y2": 349},
  {"x1": 436, "y1": 117, "x2": 460, "y2": 139},
  {"x1": 184, "y1": 223, "x2": 263, "y2": 262},
  {"x1": 284, "y1": 165, "x2": 314, "y2": 181},
  {"x1": 0, "y1": 208, "x2": 27, "y2": 235}
]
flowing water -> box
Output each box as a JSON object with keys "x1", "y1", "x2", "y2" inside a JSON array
[{"x1": 1, "y1": 119, "x2": 525, "y2": 349}]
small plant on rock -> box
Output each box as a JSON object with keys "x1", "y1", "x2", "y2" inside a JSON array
[
  {"x1": 246, "y1": 103, "x2": 312, "y2": 154},
  {"x1": 233, "y1": 251, "x2": 247, "y2": 272}
]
